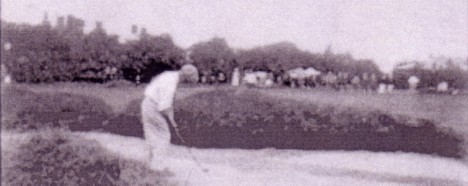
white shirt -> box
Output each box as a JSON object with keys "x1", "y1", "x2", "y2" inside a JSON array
[{"x1": 144, "y1": 71, "x2": 180, "y2": 111}]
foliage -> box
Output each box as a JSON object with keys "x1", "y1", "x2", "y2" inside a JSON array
[
  {"x1": 189, "y1": 37, "x2": 236, "y2": 80},
  {"x1": 2, "y1": 130, "x2": 173, "y2": 186},
  {"x1": 174, "y1": 89, "x2": 462, "y2": 158},
  {"x1": 3, "y1": 15, "x2": 465, "y2": 90},
  {"x1": 236, "y1": 41, "x2": 306, "y2": 71},
  {"x1": 75, "y1": 22, "x2": 123, "y2": 82},
  {"x1": 236, "y1": 42, "x2": 381, "y2": 77},
  {"x1": 122, "y1": 34, "x2": 185, "y2": 83},
  {"x1": 1, "y1": 17, "x2": 184, "y2": 84},
  {"x1": 1, "y1": 16, "x2": 384, "y2": 85},
  {"x1": 393, "y1": 59, "x2": 468, "y2": 89}
]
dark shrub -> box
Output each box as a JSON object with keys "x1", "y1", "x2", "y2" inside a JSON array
[
  {"x1": 174, "y1": 89, "x2": 463, "y2": 158},
  {"x1": 2, "y1": 130, "x2": 173, "y2": 185}
]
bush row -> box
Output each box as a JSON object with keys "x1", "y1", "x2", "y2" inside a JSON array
[{"x1": 173, "y1": 88, "x2": 463, "y2": 158}]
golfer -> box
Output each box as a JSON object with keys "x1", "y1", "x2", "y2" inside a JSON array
[{"x1": 141, "y1": 64, "x2": 182, "y2": 167}]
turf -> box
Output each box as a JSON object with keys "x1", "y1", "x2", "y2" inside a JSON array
[
  {"x1": 173, "y1": 88, "x2": 463, "y2": 158},
  {"x1": 1, "y1": 84, "x2": 466, "y2": 159}
]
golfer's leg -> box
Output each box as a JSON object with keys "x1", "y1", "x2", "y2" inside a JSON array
[
  {"x1": 149, "y1": 111, "x2": 171, "y2": 168},
  {"x1": 141, "y1": 98, "x2": 172, "y2": 168},
  {"x1": 141, "y1": 98, "x2": 160, "y2": 163}
]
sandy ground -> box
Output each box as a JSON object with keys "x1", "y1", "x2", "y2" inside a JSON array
[
  {"x1": 3, "y1": 131, "x2": 467, "y2": 185},
  {"x1": 72, "y1": 132, "x2": 468, "y2": 186}
]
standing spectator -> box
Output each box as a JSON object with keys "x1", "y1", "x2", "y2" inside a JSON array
[
  {"x1": 218, "y1": 72, "x2": 227, "y2": 83},
  {"x1": 387, "y1": 74, "x2": 395, "y2": 93},
  {"x1": 136, "y1": 75, "x2": 141, "y2": 84},
  {"x1": 408, "y1": 75, "x2": 420, "y2": 93},
  {"x1": 1, "y1": 64, "x2": 12, "y2": 85},
  {"x1": 209, "y1": 73, "x2": 217, "y2": 85},
  {"x1": 199, "y1": 73, "x2": 207, "y2": 84},
  {"x1": 337, "y1": 72, "x2": 349, "y2": 91},
  {"x1": 370, "y1": 73, "x2": 378, "y2": 91},
  {"x1": 377, "y1": 74, "x2": 389, "y2": 94},
  {"x1": 231, "y1": 68, "x2": 240, "y2": 86},
  {"x1": 351, "y1": 75, "x2": 361, "y2": 90},
  {"x1": 324, "y1": 71, "x2": 338, "y2": 90},
  {"x1": 362, "y1": 73, "x2": 370, "y2": 92}
]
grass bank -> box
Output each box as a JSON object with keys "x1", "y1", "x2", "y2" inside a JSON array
[
  {"x1": 2, "y1": 84, "x2": 465, "y2": 159},
  {"x1": 173, "y1": 88, "x2": 463, "y2": 158}
]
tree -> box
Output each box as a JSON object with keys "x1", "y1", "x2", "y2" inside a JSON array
[
  {"x1": 189, "y1": 37, "x2": 235, "y2": 78},
  {"x1": 393, "y1": 58, "x2": 468, "y2": 90},
  {"x1": 75, "y1": 22, "x2": 122, "y2": 82},
  {"x1": 236, "y1": 41, "x2": 306, "y2": 72},
  {"x1": 122, "y1": 33, "x2": 185, "y2": 82},
  {"x1": 1, "y1": 20, "x2": 76, "y2": 82}
]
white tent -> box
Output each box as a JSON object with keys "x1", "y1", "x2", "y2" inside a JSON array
[
  {"x1": 242, "y1": 73, "x2": 258, "y2": 85},
  {"x1": 287, "y1": 68, "x2": 304, "y2": 79},
  {"x1": 254, "y1": 71, "x2": 268, "y2": 80},
  {"x1": 242, "y1": 71, "x2": 273, "y2": 87},
  {"x1": 437, "y1": 81, "x2": 449, "y2": 92},
  {"x1": 288, "y1": 67, "x2": 321, "y2": 79},
  {"x1": 303, "y1": 67, "x2": 321, "y2": 77}
]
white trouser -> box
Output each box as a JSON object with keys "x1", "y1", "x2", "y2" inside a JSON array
[{"x1": 141, "y1": 97, "x2": 171, "y2": 166}]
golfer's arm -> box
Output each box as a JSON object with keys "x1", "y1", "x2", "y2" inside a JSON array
[{"x1": 161, "y1": 107, "x2": 177, "y2": 128}]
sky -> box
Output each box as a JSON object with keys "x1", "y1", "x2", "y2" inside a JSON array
[{"x1": 2, "y1": 0, "x2": 467, "y2": 72}]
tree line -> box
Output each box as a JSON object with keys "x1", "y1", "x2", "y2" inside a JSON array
[
  {"x1": 0, "y1": 15, "x2": 381, "y2": 84},
  {"x1": 1, "y1": 15, "x2": 466, "y2": 90},
  {"x1": 1, "y1": 15, "x2": 185, "y2": 83}
]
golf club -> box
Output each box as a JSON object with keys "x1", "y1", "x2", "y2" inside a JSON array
[{"x1": 174, "y1": 128, "x2": 209, "y2": 173}]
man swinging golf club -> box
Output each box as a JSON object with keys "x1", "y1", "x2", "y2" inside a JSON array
[
  {"x1": 141, "y1": 63, "x2": 207, "y2": 172},
  {"x1": 141, "y1": 63, "x2": 182, "y2": 167}
]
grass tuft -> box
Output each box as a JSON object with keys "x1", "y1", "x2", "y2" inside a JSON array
[{"x1": 2, "y1": 130, "x2": 174, "y2": 186}]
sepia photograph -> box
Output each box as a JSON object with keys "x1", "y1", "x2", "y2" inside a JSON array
[{"x1": 1, "y1": 0, "x2": 467, "y2": 185}]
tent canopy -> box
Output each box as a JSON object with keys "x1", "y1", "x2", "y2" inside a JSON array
[{"x1": 288, "y1": 67, "x2": 321, "y2": 79}]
